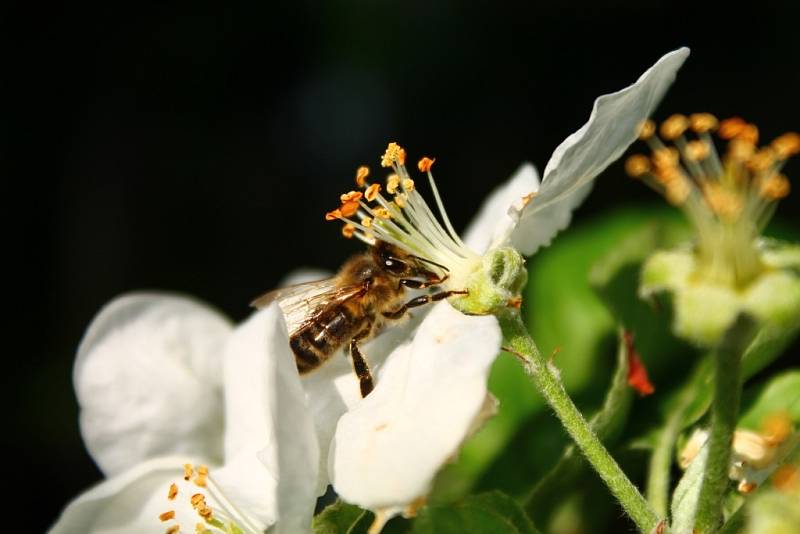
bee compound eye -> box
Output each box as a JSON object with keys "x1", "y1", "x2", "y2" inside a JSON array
[{"x1": 383, "y1": 258, "x2": 406, "y2": 274}]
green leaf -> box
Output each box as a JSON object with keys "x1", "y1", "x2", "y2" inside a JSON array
[
  {"x1": 411, "y1": 491, "x2": 538, "y2": 534},
  {"x1": 670, "y1": 440, "x2": 709, "y2": 533},
  {"x1": 312, "y1": 501, "x2": 371, "y2": 534},
  {"x1": 739, "y1": 369, "x2": 800, "y2": 430}
]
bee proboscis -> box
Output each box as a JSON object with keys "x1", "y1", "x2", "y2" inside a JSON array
[{"x1": 251, "y1": 240, "x2": 465, "y2": 397}]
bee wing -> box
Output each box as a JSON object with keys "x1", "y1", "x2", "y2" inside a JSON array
[{"x1": 251, "y1": 278, "x2": 366, "y2": 334}]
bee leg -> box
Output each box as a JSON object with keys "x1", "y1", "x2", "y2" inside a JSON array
[
  {"x1": 399, "y1": 272, "x2": 449, "y2": 290},
  {"x1": 349, "y1": 328, "x2": 375, "y2": 398},
  {"x1": 382, "y1": 289, "x2": 469, "y2": 320}
]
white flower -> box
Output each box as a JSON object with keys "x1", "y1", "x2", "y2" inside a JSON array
[
  {"x1": 308, "y1": 48, "x2": 690, "y2": 521},
  {"x1": 50, "y1": 296, "x2": 319, "y2": 534},
  {"x1": 629, "y1": 113, "x2": 800, "y2": 346}
]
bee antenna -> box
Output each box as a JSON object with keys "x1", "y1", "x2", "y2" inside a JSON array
[{"x1": 410, "y1": 255, "x2": 450, "y2": 273}]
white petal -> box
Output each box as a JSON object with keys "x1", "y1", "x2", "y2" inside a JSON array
[
  {"x1": 510, "y1": 47, "x2": 690, "y2": 255},
  {"x1": 329, "y1": 302, "x2": 501, "y2": 513},
  {"x1": 49, "y1": 456, "x2": 275, "y2": 534},
  {"x1": 74, "y1": 293, "x2": 232, "y2": 477},
  {"x1": 302, "y1": 312, "x2": 426, "y2": 495},
  {"x1": 462, "y1": 163, "x2": 541, "y2": 254},
  {"x1": 48, "y1": 456, "x2": 210, "y2": 534},
  {"x1": 223, "y1": 304, "x2": 319, "y2": 533}
]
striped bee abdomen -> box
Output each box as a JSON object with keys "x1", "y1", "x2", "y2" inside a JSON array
[{"x1": 289, "y1": 305, "x2": 364, "y2": 374}]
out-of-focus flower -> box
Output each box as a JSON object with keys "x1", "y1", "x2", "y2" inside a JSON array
[
  {"x1": 679, "y1": 412, "x2": 795, "y2": 494},
  {"x1": 745, "y1": 462, "x2": 800, "y2": 533},
  {"x1": 316, "y1": 48, "x2": 688, "y2": 523},
  {"x1": 50, "y1": 298, "x2": 319, "y2": 534},
  {"x1": 630, "y1": 114, "x2": 800, "y2": 346}
]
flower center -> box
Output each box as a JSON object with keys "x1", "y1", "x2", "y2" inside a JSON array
[
  {"x1": 325, "y1": 142, "x2": 481, "y2": 291},
  {"x1": 626, "y1": 114, "x2": 798, "y2": 287},
  {"x1": 158, "y1": 463, "x2": 262, "y2": 534}
]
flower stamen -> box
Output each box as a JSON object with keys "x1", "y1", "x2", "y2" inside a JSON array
[
  {"x1": 626, "y1": 113, "x2": 797, "y2": 287},
  {"x1": 325, "y1": 142, "x2": 482, "y2": 291},
  {"x1": 164, "y1": 463, "x2": 263, "y2": 534}
]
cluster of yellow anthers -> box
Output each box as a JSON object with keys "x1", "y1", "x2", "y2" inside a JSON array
[
  {"x1": 625, "y1": 114, "x2": 799, "y2": 224},
  {"x1": 680, "y1": 412, "x2": 795, "y2": 494},
  {"x1": 324, "y1": 142, "x2": 478, "y2": 280},
  {"x1": 158, "y1": 464, "x2": 253, "y2": 534}
]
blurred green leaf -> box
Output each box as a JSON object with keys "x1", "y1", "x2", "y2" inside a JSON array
[
  {"x1": 411, "y1": 491, "x2": 538, "y2": 534},
  {"x1": 312, "y1": 501, "x2": 370, "y2": 534},
  {"x1": 739, "y1": 369, "x2": 800, "y2": 430}
]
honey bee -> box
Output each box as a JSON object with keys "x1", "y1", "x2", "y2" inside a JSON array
[{"x1": 251, "y1": 240, "x2": 465, "y2": 397}]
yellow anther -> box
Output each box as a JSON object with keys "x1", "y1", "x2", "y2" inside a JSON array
[
  {"x1": 747, "y1": 147, "x2": 775, "y2": 172},
  {"x1": 521, "y1": 191, "x2": 536, "y2": 206},
  {"x1": 198, "y1": 506, "x2": 213, "y2": 520},
  {"x1": 625, "y1": 154, "x2": 651, "y2": 177},
  {"x1": 705, "y1": 184, "x2": 743, "y2": 219},
  {"x1": 689, "y1": 113, "x2": 718, "y2": 133},
  {"x1": 159, "y1": 511, "x2": 176, "y2": 522},
  {"x1": 660, "y1": 114, "x2": 690, "y2": 140},
  {"x1": 653, "y1": 147, "x2": 680, "y2": 169},
  {"x1": 196, "y1": 523, "x2": 210, "y2": 534},
  {"x1": 402, "y1": 178, "x2": 415, "y2": 192},
  {"x1": 325, "y1": 208, "x2": 342, "y2": 221},
  {"x1": 638, "y1": 119, "x2": 656, "y2": 140},
  {"x1": 168, "y1": 483, "x2": 178, "y2": 500},
  {"x1": 194, "y1": 474, "x2": 207, "y2": 488},
  {"x1": 365, "y1": 183, "x2": 381, "y2": 202},
  {"x1": 739, "y1": 124, "x2": 759, "y2": 144},
  {"x1": 381, "y1": 142, "x2": 405, "y2": 167},
  {"x1": 685, "y1": 140, "x2": 711, "y2": 161},
  {"x1": 341, "y1": 223, "x2": 356, "y2": 239},
  {"x1": 190, "y1": 493, "x2": 206, "y2": 508},
  {"x1": 737, "y1": 481, "x2": 757, "y2": 494},
  {"x1": 166, "y1": 526, "x2": 181, "y2": 534},
  {"x1": 719, "y1": 117, "x2": 748, "y2": 140},
  {"x1": 772, "y1": 132, "x2": 800, "y2": 158},
  {"x1": 761, "y1": 411, "x2": 792, "y2": 446},
  {"x1": 727, "y1": 139, "x2": 756, "y2": 161},
  {"x1": 197, "y1": 465, "x2": 208, "y2": 475},
  {"x1": 340, "y1": 200, "x2": 360, "y2": 218},
  {"x1": 373, "y1": 207, "x2": 391, "y2": 219},
  {"x1": 340, "y1": 191, "x2": 363, "y2": 204},
  {"x1": 361, "y1": 216, "x2": 373, "y2": 228},
  {"x1": 386, "y1": 174, "x2": 400, "y2": 194},
  {"x1": 355, "y1": 166, "x2": 370, "y2": 187},
  {"x1": 418, "y1": 157, "x2": 435, "y2": 173},
  {"x1": 183, "y1": 464, "x2": 193, "y2": 481},
  {"x1": 664, "y1": 177, "x2": 691, "y2": 206},
  {"x1": 393, "y1": 193, "x2": 406, "y2": 208},
  {"x1": 760, "y1": 174, "x2": 791, "y2": 200}
]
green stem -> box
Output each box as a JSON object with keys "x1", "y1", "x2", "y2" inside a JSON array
[
  {"x1": 645, "y1": 359, "x2": 709, "y2": 517},
  {"x1": 694, "y1": 315, "x2": 756, "y2": 533},
  {"x1": 499, "y1": 310, "x2": 659, "y2": 533}
]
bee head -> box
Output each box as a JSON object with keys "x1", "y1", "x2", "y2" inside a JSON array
[{"x1": 372, "y1": 240, "x2": 446, "y2": 281}]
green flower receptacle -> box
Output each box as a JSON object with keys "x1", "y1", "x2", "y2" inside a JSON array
[{"x1": 639, "y1": 240, "x2": 800, "y2": 348}]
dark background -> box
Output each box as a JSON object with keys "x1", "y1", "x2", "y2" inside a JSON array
[{"x1": 7, "y1": 1, "x2": 799, "y2": 531}]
